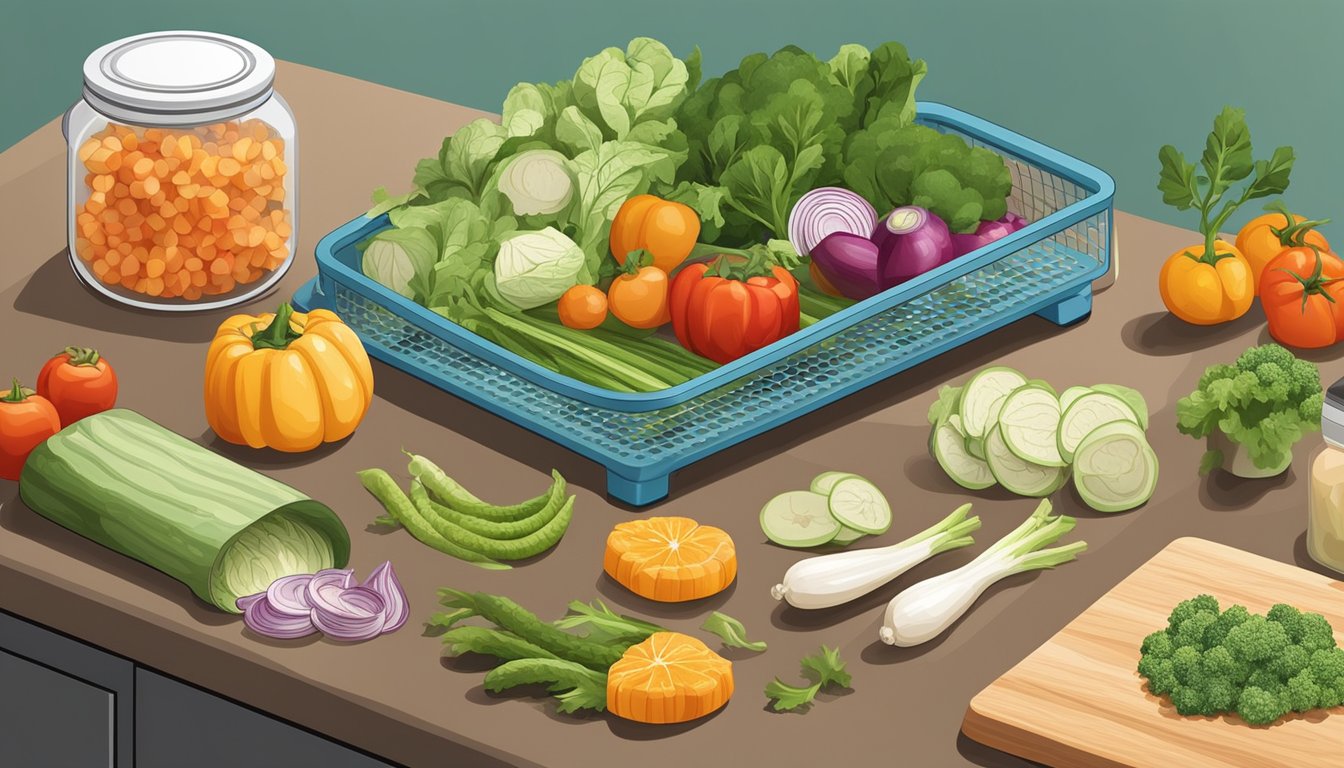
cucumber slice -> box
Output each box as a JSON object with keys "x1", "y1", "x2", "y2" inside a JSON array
[
  {"x1": 809, "y1": 471, "x2": 854, "y2": 496},
  {"x1": 998, "y1": 384, "x2": 1066, "y2": 467},
  {"x1": 826, "y1": 476, "x2": 892, "y2": 535},
  {"x1": 1073, "y1": 420, "x2": 1159, "y2": 513},
  {"x1": 760, "y1": 491, "x2": 841, "y2": 547},
  {"x1": 1091, "y1": 383, "x2": 1150, "y2": 430},
  {"x1": 960, "y1": 366, "x2": 1027, "y2": 440},
  {"x1": 1059, "y1": 386, "x2": 1091, "y2": 415},
  {"x1": 828, "y1": 525, "x2": 868, "y2": 545},
  {"x1": 1057, "y1": 392, "x2": 1139, "y2": 463},
  {"x1": 985, "y1": 425, "x2": 1070, "y2": 497},
  {"x1": 930, "y1": 418, "x2": 996, "y2": 490}
]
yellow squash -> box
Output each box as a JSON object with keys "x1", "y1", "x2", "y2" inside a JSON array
[{"x1": 205, "y1": 304, "x2": 373, "y2": 452}]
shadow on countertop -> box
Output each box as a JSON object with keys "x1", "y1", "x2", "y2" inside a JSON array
[
  {"x1": 957, "y1": 732, "x2": 1043, "y2": 767},
  {"x1": 1199, "y1": 468, "x2": 1295, "y2": 512},
  {"x1": 1120, "y1": 310, "x2": 1263, "y2": 358},
  {"x1": 370, "y1": 314, "x2": 1070, "y2": 509}
]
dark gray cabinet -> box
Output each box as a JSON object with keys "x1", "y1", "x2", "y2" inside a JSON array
[{"x1": 0, "y1": 610, "x2": 398, "y2": 767}]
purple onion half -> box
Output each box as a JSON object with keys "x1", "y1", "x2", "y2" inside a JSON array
[
  {"x1": 808, "y1": 231, "x2": 883, "y2": 300},
  {"x1": 873, "y1": 206, "x2": 952, "y2": 288}
]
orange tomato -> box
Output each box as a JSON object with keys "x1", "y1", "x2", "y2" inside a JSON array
[
  {"x1": 36, "y1": 346, "x2": 118, "y2": 427},
  {"x1": 1158, "y1": 241, "x2": 1254, "y2": 325},
  {"x1": 556, "y1": 285, "x2": 608, "y2": 330},
  {"x1": 1236, "y1": 209, "x2": 1331, "y2": 294},
  {"x1": 1260, "y1": 247, "x2": 1344, "y2": 349},
  {"x1": 609, "y1": 195, "x2": 700, "y2": 274},
  {"x1": 608, "y1": 263, "x2": 671, "y2": 329},
  {"x1": 0, "y1": 381, "x2": 61, "y2": 481}
]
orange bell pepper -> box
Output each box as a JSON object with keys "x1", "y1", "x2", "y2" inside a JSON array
[
  {"x1": 609, "y1": 195, "x2": 700, "y2": 274},
  {"x1": 1158, "y1": 241, "x2": 1254, "y2": 326},
  {"x1": 669, "y1": 256, "x2": 800, "y2": 365}
]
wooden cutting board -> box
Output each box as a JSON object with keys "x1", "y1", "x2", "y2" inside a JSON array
[{"x1": 962, "y1": 537, "x2": 1344, "y2": 768}]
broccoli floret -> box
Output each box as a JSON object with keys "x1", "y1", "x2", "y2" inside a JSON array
[
  {"x1": 1201, "y1": 646, "x2": 1249, "y2": 684},
  {"x1": 1171, "y1": 646, "x2": 1203, "y2": 685},
  {"x1": 1176, "y1": 611, "x2": 1219, "y2": 650},
  {"x1": 1145, "y1": 659, "x2": 1178, "y2": 695},
  {"x1": 1202, "y1": 676, "x2": 1238, "y2": 713},
  {"x1": 1267, "y1": 644, "x2": 1310, "y2": 680},
  {"x1": 1282, "y1": 671, "x2": 1322, "y2": 713},
  {"x1": 1237, "y1": 686, "x2": 1287, "y2": 725},
  {"x1": 1309, "y1": 648, "x2": 1344, "y2": 686},
  {"x1": 1267, "y1": 603, "x2": 1304, "y2": 642},
  {"x1": 1298, "y1": 613, "x2": 1337, "y2": 653},
  {"x1": 1301, "y1": 391, "x2": 1325, "y2": 424},
  {"x1": 1171, "y1": 685, "x2": 1207, "y2": 716},
  {"x1": 1167, "y1": 595, "x2": 1220, "y2": 635},
  {"x1": 1320, "y1": 680, "x2": 1344, "y2": 709},
  {"x1": 1225, "y1": 616, "x2": 1291, "y2": 663},
  {"x1": 1247, "y1": 668, "x2": 1285, "y2": 696},
  {"x1": 1236, "y1": 343, "x2": 1294, "y2": 374},
  {"x1": 1204, "y1": 604, "x2": 1252, "y2": 647},
  {"x1": 1141, "y1": 630, "x2": 1175, "y2": 659},
  {"x1": 1289, "y1": 358, "x2": 1323, "y2": 399}
]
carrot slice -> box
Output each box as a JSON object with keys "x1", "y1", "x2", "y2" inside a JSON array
[
  {"x1": 603, "y1": 517, "x2": 737, "y2": 602},
  {"x1": 607, "y1": 632, "x2": 733, "y2": 724}
]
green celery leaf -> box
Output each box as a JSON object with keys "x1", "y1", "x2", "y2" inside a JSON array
[
  {"x1": 1201, "y1": 106, "x2": 1254, "y2": 196},
  {"x1": 765, "y1": 678, "x2": 820, "y2": 712},
  {"x1": 701, "y1": 611, "x2": 767, "y2": 652},
  {"x1": 800, "y1": 645, "x2": 852, "y2": 689}
]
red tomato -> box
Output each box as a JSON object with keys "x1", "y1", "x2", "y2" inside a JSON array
[
  {"x1": 36, "y1": 347, "x2": 118, "y2": 427},
  {"x1": 1260, "y1": 248, "x2": 1344, "y2": 349},
  {"x1": 0, "y1": 381, "x2": 60, "y2": 481},
  {"x1": 669, "y1": 258, "x2": 800, "y2": 364}
]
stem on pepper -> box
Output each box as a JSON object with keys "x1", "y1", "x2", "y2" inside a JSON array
[{"x1": 251, "y1": 303, "x2": 303, "y2": 351}]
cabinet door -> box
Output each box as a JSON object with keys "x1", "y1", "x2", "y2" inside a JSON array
[
  {"x1": 135, "y1": 669, "x2": 398, "y2": 768},
  {"x1": 0, "y1": 609, "x2": 135, "y2": 766},
  {"x1": 0, "y1": 650, "x2": 115, "y2": 767}
]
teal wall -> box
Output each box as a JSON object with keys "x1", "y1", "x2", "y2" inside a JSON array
[{"x1": 4, "y1": 0, "x2": 1340, "y2": 234}]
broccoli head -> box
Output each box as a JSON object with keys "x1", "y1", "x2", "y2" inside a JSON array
[
  {"x1": 1225, "y1": 616, "x2": 1291, "y2": 663},
  {"x1": 1202, "y1": 677, "x2": 1238, "y2": 713},
  {"x1": 1144, "y1": 658, "x2": 1178, "y2": 696},
  {"x1": 1297, "y1": 612, "x2": 1337, "y2": 653},
  {"x1": 1247, "y1": 668, "x2": 1286, "y2": 696},
  {"x1": 1171, "y1": 645, "x2": 1203, "y2": 685},
  {"x1": 1266, "y1": 644, "x2": 1310, "y2": 681},
  {"x1": 1237, "y1": 685, "x2": 1287, "y2": 725},
  {"x1": 1141, "y1": 630, "x2": 1175, "y2": 660},
  {"x1": 1320, "y1": 680, "x2": 1344, "y2": 710},
  {"x1": 1167, "y1": 595, "x2": 1221, "y2": 635},
  {"x1": 1309, "y1": 648, "x2": 1344, "y2": 687},
  {"x1": 1204, "y1": 603, "x2": 1252, "y2": 647},
  {"x1": 1282, "y1": 671, "x2": 1323, "y2": 713},
  {"x1": 1171, "y1": 685, "x2": 1207, "y2": 716},
  {"x1": 1176, "y1": 611, "x2": 1219, "y2": 650},
  {"x1": 1201, "y1": 646, "x2": 1249, "y2": 684},
  {"x1": 1267, "y1": 603, "x2": 1304, "y2": 642},
  {"x1": 1236, "y1": 343, "x2": 1294, "y2": 374}
]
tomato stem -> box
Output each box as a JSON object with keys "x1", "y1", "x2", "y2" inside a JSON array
[
  {"x1": 2, "y1": 379, "x2": 30, "y2": 403},
  {"x1": 1265, "y1": 200, "x2": 1330, "y2": 247},
  {"x1": 251, "y1": 303, "x2": 303, "y2": 351},
  {"x1": 63, "y1": 346, "x2": 101, "y2": 367}
]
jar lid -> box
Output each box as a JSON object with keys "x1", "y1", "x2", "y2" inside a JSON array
[
  {"x1": 1325, "y1": 376, "x2": 1344, "y2": 448},
  {"x1": 82, "y1": 31, "x2": 275, "y2": 125}
]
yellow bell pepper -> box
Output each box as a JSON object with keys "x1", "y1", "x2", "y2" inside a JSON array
[
  {"x1": 204, "y1": 304, "x2": 374, "y2": 452},
  {"x1": 1158, "y1": 241, "x2": 1254, "y2": 326}
]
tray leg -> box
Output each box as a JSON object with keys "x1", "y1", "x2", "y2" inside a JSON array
[
  {"x1": 1036, "y1": 285, "x2": 1092, "y2": 327},
  {"x1": 607, "y1": 471, "x2": 669, "y2": 507}
]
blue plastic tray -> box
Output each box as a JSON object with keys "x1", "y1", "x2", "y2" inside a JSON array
[{"x1": 295, "y1": 102, "x2": 1115, "y2": 505}]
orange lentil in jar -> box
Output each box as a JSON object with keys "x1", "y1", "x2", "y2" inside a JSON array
[{"x1": 72, "y1": 120, "x2": 291, "y2": 300}]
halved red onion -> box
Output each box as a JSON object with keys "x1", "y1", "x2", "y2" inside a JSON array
[
  {"x1": 266, "y1": 574, "x2": 314, "y2": 618},
  {"x1": 243, "y1": 595, "x2": 319, "y2": 639},
  {"x1": 787, "y1": 187, "x2": 879, "y2": 257},
  {"x1": 360, "y1": 561, "x2": 409, "y2": 633},
  {"x1": 311, "y1": 586, "x2": 387, "y2": 642}
]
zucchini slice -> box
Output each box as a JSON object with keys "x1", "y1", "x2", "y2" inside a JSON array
[
  {"x1": 1073, "y1": 420, "x2": 1158, "y2": 513},
  {"x1": 998, "y1": 384, "x2": 1065, "y2": 467},
  {"x1": 1057, "y1": 391, "x2": 1139, "y2": 464},
  {"x1": 1059, "y1": 386, "x2": 1092, "y2": 415},
  {"x1": 930, "y1": 417, "x2": 996, "y2": 490},
  {"x1": 826, "y1": 476, "x2": 892, "y2": 535},
  {"x1": 960, "y1": 367, "x2": 1027, "y2": 440},
  {"x1": 760, "y1": 491, "x2": 841, "y2": 547},
  {"x1": 809, "y1": 471, "x2": 854, "y2": 496},
  {"x1": 1091, "y1": 383, "x2": 1150, "y2": 430},
  {"x1": 985, "y1": 425, "x2": 1069, "y2": 497}
]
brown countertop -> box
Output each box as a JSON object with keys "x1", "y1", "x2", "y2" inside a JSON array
[{"x1": 2, "y1": 62, "x2": 1341, "y2": 768}]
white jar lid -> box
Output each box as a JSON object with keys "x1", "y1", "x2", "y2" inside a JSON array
[{"x1": 82, "y1": 31, "x2": 275, "y2": 125}]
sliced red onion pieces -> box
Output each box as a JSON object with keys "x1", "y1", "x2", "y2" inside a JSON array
[
  {"x1": 236, "y1": 592, "x2": 266, "y2": 612},
  {"x1": 243, "y1": 595, "x2": 319, "y2": 639},
  {"x1": 311, "y1": 586, "x2": 387, "y2": 642},
  {"x1": 788, "y1": 187, "x2": 879, "y2": 257},
  {"x1": 266, "y1": 574, "x2": 314, "y2": 618},
  {"x1": 306, "y1": 568, "x2": 355, "y2": 612},
  {"x1": 360, "y1": 561, "x2": 409, "y2": 633}
]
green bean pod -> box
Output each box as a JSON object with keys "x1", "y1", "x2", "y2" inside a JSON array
[
  {"x1": 406, "y1": 453, "x2": 562, "y2": 522},
  {"x1": 442, "y1": 590, "x2": 624, "y2": 670},
  {"x1": 410, "y1": 482, "x2": 575, "y2": 561},
  {"x1": 357, "y1": 469, "x2": 510, "y2": 570},
  {"x1": 415, "y1": 479, "x2": 565, "y2": 540},
  {"x1": 440, "y1": 626, "x2": 559, "y2": 662}
]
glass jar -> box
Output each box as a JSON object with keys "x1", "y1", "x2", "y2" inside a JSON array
[
  {"x1": 63, "y1": 31, "x2": 297, "y2": 312},
  {"x1": 1308, "y1": 377, "x2": 1344, "y2": 574}
]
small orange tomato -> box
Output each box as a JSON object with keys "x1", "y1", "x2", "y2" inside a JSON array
[
  {"x1": 36, "y1": 346, "x2": 118, "y2": 427},
  {"x1": 0, "y1": 380, "x2": 61, "y2": 481},
  {"x1": 609, "y1": 195, "x2": 700, "y2": 274},
  {"x1": 557, "y1": 285, "x2": 609, "y2": 330},
  {"x1": 1158, "y1": 241, "x2": 1254, "y2": 325},
  {"x1": 1236, "y1": 208, "x2": 1331, "y2": 294},
  {"x1": 608, "y1": 256, "x2": 671, "y2": 330}
]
